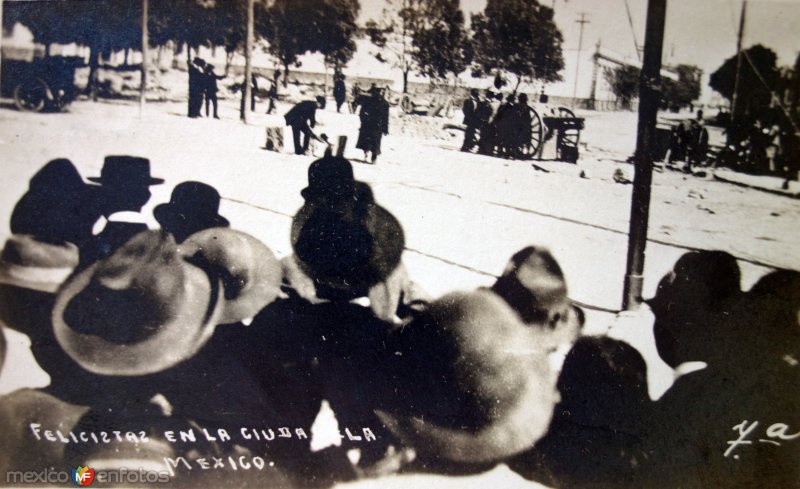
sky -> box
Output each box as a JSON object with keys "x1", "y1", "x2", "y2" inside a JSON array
[{"x1": 359, "y1": 0, "x2": 800, "y2": 75}]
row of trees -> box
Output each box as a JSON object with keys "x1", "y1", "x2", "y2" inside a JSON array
[
  {"x1": 365, "y1": 0, "x2": 563, "y2": 93},
  {"x1": 3, "y1": 0, "x2": 566, "y2": 96},
  {"x1": 605, "y1": 62, "x2": 702, "y2": 111},
  {"x1": 604, "y1": 43, "x2": 799, "y2": 116}
]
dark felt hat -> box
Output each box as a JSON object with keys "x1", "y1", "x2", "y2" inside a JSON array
[
  {"x1": 0, "y1": 235, "x2": 79, "y2": 293},
  {"x1": 154, "y1": 181, "x2": 230, "y2": 234},
  {"x1": 53, "y1": 230, "x2": 223, "y2": 376},
  {"x1": 29, "y1": 158, "x2": 87, "y2": 193},
  {"x1": 88, "y1": 155, "x2": 164, "y2": 187},
  {"x1": 300, "y1": 155, "x2": 356, "y2": 201},
  {"x1": 376, "y1": 289, "x2": 559, "y2": 464}
]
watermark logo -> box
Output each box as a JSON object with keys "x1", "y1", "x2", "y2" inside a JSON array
[{"x1": 71, "y1": 466, "x2": 95, "y2": 487}]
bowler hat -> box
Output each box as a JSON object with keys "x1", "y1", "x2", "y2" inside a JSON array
[
  {"x1": 88, "y1": 155, "x2": 164, "y2": 187},
  {"x1": 0, "y1": 235, "x2": 79, "y2": 293},
  {"x1": 53, "y1": 230, "x2": 224, "y2": 376},
  {"x1": 154, "y1": 181, "x2": 230, "y2": 237},
  {"x1": 180, "y1": 228, "x2": 282, "y2": 323},
  {"x1": 376, "y1": 290, "x2": 559, "y2": 464}
]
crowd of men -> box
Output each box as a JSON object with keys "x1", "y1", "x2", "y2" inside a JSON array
[
  {"x1": 461, "y1": 88, "x2": 535, "y2": 159},
  {"x1": 188, "y1": 58, "x2": 280, "y2": 119},
  {"x1": 0, "y1": 150, "x2": 796, "y2": 488}
]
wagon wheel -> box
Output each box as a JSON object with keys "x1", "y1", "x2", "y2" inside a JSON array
[
  {"x1": 557, "y1": 107, "x2": 581, "y2": 162},
  {"x1": 401, "y1": 95, "x2": 414, "y2": 114},
  {"x1": 14, "y1": 78, "x2": 48, "y2": 113},
  {"x1": 518, "y1": 108, "x2": 544, "y2": 159}
]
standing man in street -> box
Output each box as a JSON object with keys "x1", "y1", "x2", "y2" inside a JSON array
[
  {"x1": 187, "y1": 57, "x2": 206, "y2": 118},
  {"x1": 356, "y1": 87, "x2": 390, "y2": 164},
  {"x1": 333, "y1": 73, "x2": 347, "y2": 113},
  {"x1": 284, "y1": 96, "x2": 326, "y2": 155},
  {"x1": 203, "y1": 64, "x2": 226, "y2": 119},
  {"x1": 461, "y1": 89, "x2": 480, "y2": 152}
]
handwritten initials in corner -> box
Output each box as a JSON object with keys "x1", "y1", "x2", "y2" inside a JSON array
[{"x1": 724, "y1": 420, "x2": 800, "y2": 458}]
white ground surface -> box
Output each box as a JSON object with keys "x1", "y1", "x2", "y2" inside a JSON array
[{"x1": 0, "y1": 97, "x2": 797, "y2": 488}]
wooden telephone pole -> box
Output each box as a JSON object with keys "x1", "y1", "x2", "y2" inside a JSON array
[
  {"x1": 139, "y1": 0, "x2": 148, "y2": 116},
  {"x1": 571, "y1": 13, "x2": 589, "y2": 109},
  {"x1": 622, "y1": 0, "x2": 667, "y2": 310},
  {"x1": 731, "y1": 0, "x2": 747, "y2": 124},
  {"x1": 241, "y1": 0, "x2": 254, "y2": 123}
]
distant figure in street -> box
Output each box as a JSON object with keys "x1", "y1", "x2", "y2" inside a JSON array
[
  {"x1": 514, "y1": 93, "x2": 534, "y2": 158},
  {"x1": 333, "y1": 73, "x2": 347, "y2": 113},
  {"x1": 79, "y1": 156, "x2": 163, "y2": 268},
  {"x1": 284, "y1": 96, "x2": 326, "y2": 155},
  {"x1": 356, "y1": 87, "x2": 390, "y2": 163},
  {"x1": 686, "y1": 109, "x2": 708, "y2": 170},
  {"x1": 267, "y1": 80, "x2": 280, "y2": 114},
  {"x1": 494, "y1": 93, "x2": 517, "y2": 157},
  {"x1": 250, "y1": 73, "x2": 258, "y2": 112},
  {"x1": 187, "y1": 57, "x2": 206, "y2": 118},
  {"x1": 461, "y1": 89, "x2": 480, "y2": 152},
  {"x1": 203, "y1": 63, "x2": 226, "y2": 119},
  {"x1": 478, "y1": 90, "x2": 500, "y2": 155},
  {"x1": 350, "y1": 82, "x2": 362, "y2": 114}
]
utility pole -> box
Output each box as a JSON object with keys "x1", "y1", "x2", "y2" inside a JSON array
[
  {"x1": 139, "y1": 0, "x2": 148, "y2": 117},
  {"x1": 731, "y1": 0, "x2": 747, "y2": 124},
  {"x1": 589, "y1": 39, "x2": 601, "y2": 110},
  {"x1": 572, "y1": 13, "x2": 589, "y2": 109},
  {"x1": 0, "y1": 0, "x2": 4, "y2": 99},
  {"x1": 241, "y1": 0, "x2": 254, "y2": 123},
  {"x1": 622, "y1": 0, "x2": 667, "y2": 310}
]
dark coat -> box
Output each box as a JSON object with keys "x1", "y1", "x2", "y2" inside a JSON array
[
  {"x1": 462, "y1": 97, "x2": 478, "y2": 126},
  {"x1": 333, "y1": 78, "x2": 346, "y2": 103},
  {"x1": 356, "y1": 95, "x2": 390, "y2": 155},
  {"x1": 284, "y1": 100, "x2": 318, "y2": 128}
]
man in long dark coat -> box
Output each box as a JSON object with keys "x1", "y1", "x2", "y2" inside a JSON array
[
  {"x1": 187, "y1": 57, "x2": 205, "y2": 118},
  {"x1": 461, "y1": 89, "x2": 480, "y2": 152},
  {"x1": 356, "y1": 88, "x2": 390, "y2": 163},
  {"x1": 333, "y1": 73, "x2": 347, "y2": 113}
]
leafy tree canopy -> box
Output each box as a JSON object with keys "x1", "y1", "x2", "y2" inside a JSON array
[{"x1": 471, "y1": 0, "x2": 564, "y2": 88}]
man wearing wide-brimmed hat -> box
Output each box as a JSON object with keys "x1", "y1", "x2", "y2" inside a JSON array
[
  {"x1": 374, "y1": 289, "x2": 560, "y2": 473},
  {"x1": 80, "y1": 155, "x2": 163, "y2": 268},
  {"x1": 491, "y1": 246, "x2": 585, "y2": 353},
  {"x1": 0, "y1": 235, "x2": 83, "y2": 398}
]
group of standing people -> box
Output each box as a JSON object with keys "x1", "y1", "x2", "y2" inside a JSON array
[
  {"x1": 187, "y1": 57, "x2": 226, "y2": 119},
  {"x1": 461, "y1": 88, "x2": 534, "y2": 159},
  {"x1": 0, "y1": 151, "x2": 797, "y2": 488},
  {"x1": 667, "y1": 109, "x2": 709, "y2": 170},
  {"x1": 188, "y1": 57, "x2": 282, "y2": 119}
]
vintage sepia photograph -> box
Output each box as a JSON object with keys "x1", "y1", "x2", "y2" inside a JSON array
[{"x1": 0, "y1": 0, "x2": 798, "y2": 487}]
